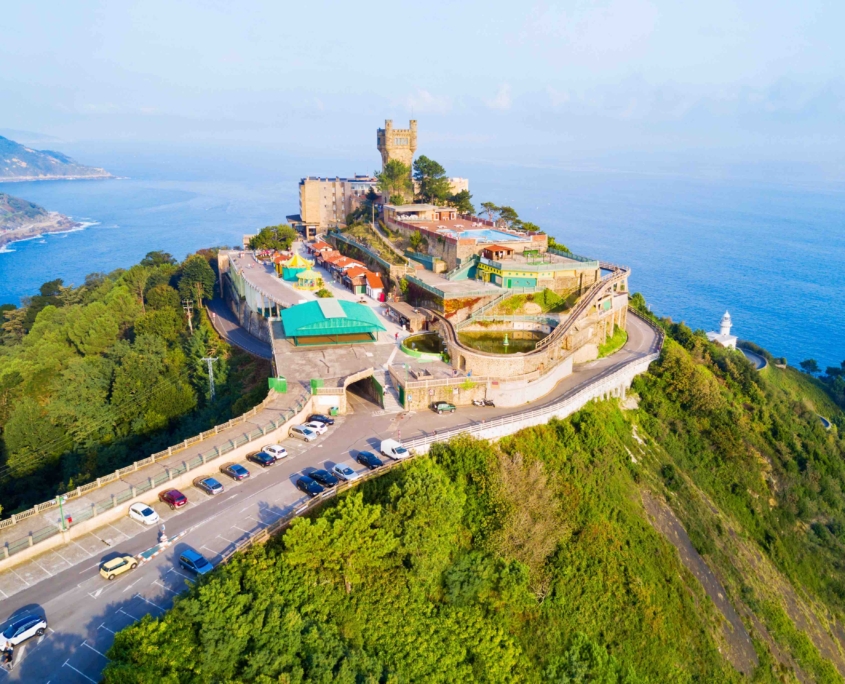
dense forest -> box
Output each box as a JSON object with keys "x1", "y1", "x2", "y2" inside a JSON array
[
  {"x1": 0, "y1": 249, "x2": 270, "y2": 515},
  {"x1": 102, "y1": 295, "x2": 845, "y2": 682}
]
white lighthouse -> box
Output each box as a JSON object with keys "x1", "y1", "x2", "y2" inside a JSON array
[{"x1": 707, "y1": 311, "x2": 738, "y2": 349}]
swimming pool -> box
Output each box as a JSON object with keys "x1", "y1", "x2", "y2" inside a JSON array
[{"x1": 442, "y1": 228, "x2": 529, "y2": 242}]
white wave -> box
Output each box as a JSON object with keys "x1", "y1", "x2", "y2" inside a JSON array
[{"x1": 51, "y1": 220, "x2": 100, "y2": 235}]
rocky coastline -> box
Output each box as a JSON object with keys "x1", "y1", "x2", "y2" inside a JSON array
[{"x1": 0, "y1": 210, "x2": 81, "y2": 250}]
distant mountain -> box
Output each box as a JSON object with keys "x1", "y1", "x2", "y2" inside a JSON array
[
  {"x1": 0, "y1": 135, "x2": 112, "y2": 181},
  {"x1": 0, "y1": 128, "x2": 61, "y2": 143},
  {"x1": 0, "y1": 192, "x2": 79, "y2": 248}
]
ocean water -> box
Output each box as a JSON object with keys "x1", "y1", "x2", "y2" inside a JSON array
[{"x1": 0, "y1": 144, "x2": 843, "y2": 368}]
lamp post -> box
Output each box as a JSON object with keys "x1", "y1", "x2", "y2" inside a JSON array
[{"x1": 57, "y1": 495, "x2": 67, "y2": 531}]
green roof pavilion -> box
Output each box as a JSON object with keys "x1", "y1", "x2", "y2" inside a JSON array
[{"x1": 280, "y1": 299, "x2": 386, "y2": 346}]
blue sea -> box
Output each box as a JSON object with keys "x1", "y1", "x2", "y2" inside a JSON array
[{"x1": 1, "y1": 142, "x2": 843, "y2": 368}]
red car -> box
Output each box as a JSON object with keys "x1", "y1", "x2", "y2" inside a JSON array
[{"x1": 159, "y1": 489, "x2": 188, "y2": 509}]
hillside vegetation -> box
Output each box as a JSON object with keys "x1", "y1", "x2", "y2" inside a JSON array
[
  {"x1": 0, "y1": 135, "x2": 112, "y2": 180},
  {"x1": 0, "y1": 250, "x2": 270, "y2": 515},
  {"x1": 102, "y1": 295, "x2": 845, "y2": 682}
]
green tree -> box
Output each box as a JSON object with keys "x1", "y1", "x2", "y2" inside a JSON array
[
  {"x1": 408, "y1": 230, "x2": 424, "y2": 251},
  {"x1": 377, "y1": 159, "x2": 412, "y2": 204},
  {"x1": 385, "y1": 458, "x2": 466, "y2": 587},
  {"x1": 247, "y1": 224, "x2": 298, "y2": 251},
  {"x1": 284, "y1": 492, "x2": 398, "y2": 593},
  {"x1": 145, "y1": 284, "x2": 181, "y2": 311},
  {"x1": 178, "y1": 255, "x2": 216, "y2": 303},
  {"x1": 66, "y1": 302, "x2": 120, "y2": 356},
  {"x1": 413, "y1": 155, "x2": 452, "y2": 204},
  {"x1": 122, "y1": 265, "x2": 150, "y2": 313},
  {"x1": 185, "y1": 322, "x2": 228, "y2": 401},
  {"x1": 497, "y1": 206, "x2": 521, "y2": 229},
  {"x1": 449, "y1": 189, "x2": 475, "y2": 214},
  {"x1": 480, "y1": 202, "x2": 499, "y2": 222},
  {"x1": 800, "y1": 358, "x2": 820, "y2": 374},
  {"x1": 134, "y1": 308, "x2": 184, "y2": 342},
  {"x1": 4, "y1": 398, "x2": 67, "y2": 478},
  {"x1": 140, "y1": 250, "x2": 177, "y2": 267}
]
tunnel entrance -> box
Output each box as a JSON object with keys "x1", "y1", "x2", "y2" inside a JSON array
[{"x1": 346, "y1": 374, "x2": 384, "y2": 409}]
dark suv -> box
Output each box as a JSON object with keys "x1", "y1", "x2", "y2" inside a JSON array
[
  {"x1": 296, "y1": 476, "x2": 324, "y2": 498},
  {"x1": 308, "y1": 413, "x2": 335, "y2": 426},
  {"x1": 431, "y1": 401, "x2": 456, "y2": 414}
]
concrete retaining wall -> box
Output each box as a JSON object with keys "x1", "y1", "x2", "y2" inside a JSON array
[
  {"x1": 1, "y1": 398, "x2": 314, "y2": 569},
  {"x1": 404, "y1": 352, "x2": 657, "y2": 455}
]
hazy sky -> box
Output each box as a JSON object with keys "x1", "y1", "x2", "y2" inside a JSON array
[{"x1": 2, "y1": 1, "x2": 843, "y2": 169}]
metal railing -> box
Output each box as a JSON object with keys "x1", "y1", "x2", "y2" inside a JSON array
[
  {"x1": 444, "y1": 255, "x2": 480, "y2": 281},
  {"x1": 1, "y1": 391, "x2": 311, "y2": 560}
]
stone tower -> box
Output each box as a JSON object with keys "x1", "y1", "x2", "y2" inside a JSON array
[
  {"x1": 377, "y1": 119, "x2": 417, "y2": 172},
  {"x1": 720, "y1": 311, "x2": 732, "y2": 336}
]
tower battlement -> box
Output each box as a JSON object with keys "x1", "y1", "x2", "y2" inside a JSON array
[{"x1": 377, "y1": 119, "x2": 417, "y2": 171}]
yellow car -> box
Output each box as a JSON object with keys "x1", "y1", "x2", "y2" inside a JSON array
[{"x1": 99, "y1": 554, "x2": 138, "y2": 580}]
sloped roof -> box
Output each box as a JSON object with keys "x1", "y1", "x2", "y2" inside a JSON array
[
  {"x1": 309, "y1": 241, "x2": 332, "y2": 251},
  {"x1": 345, "y1": 267, "x2": 369, "y2": 279},
  {"x1": 281, "y1": 300, "x2": 386, "y2": 337},
  {"x1": 366, "y1": 272, "x2": 384, "y2": 289}
]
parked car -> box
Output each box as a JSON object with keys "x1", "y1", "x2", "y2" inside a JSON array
[
  {"x1": 304, "y1": 421, "x2": 328, "y2": 435},
  {"x1": 159, "y1": 489, "x2": 188, "y2": 509},
  {"x1": 290, "y1": 425, "x2": 317, "y2": 442},
  {"x1": 262, "y1": 444, "x2": 288, "y2": 460},
  {"x1": 220, "y1": 463, "x2": 250, "y2": 481},
  {"x1": 1, "y1": 614, "x2": 47, "y2": 646},
  {"x1": 380, "y1": 439, "x2": 410, "y2": 460},
  {"x1": 332, "y1": 464, "x2": 359, "y2": 482},
  {"x1": 296, "y1": 475, "x2": 324, "y2": 498},
  {"x1": 100, "y1": 554, "x2": 138, "y2": 581},
  {"x1": 356, "y1": 451, "x2": 384, "y2": 470},
  {"x1": 128, "y1": 502, "x2": 160, "y2": 526},
  {"x1": 194, "y1": 476, "x2": 224, "y2": 495},
  {"x1": 179, "y1": 549, "x2": 213, "y2": 575},
  {"x1": 431, "y1": 401, "x2": 456, "y2": 414},
  {"x1": 247, "y1": 451, "x2": 276, "y2": 468},
  {"x1": 309, "y1": 468, "x2": 338, "y2": 487},
  {"x1": 308, "y1": 413, "x2": 335, "y2": 426}
]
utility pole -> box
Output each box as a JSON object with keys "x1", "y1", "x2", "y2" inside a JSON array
[
  {"x1": 182, "y1": 299, "x2": 194, "y2": 334},
  {"x1": 202, "y1": 357, "x2": 218, "y2": 401}
]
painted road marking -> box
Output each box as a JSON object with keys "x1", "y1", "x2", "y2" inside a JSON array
[
  {"x1": 118, "y1": 608, "x2": 140, "y2": 621},
  {"x1": 154, "y1": 580, "x2": 180, "y2": 595},
  {"x1": 10, "y1": 568, "x2": 30, "y2": 586},
  {"x1": 53, "y1": 548, "x2": 74, "y2": 565},
  {"x1": 217, "y1": 533, "x2": 237, "y2": 544},
  {"x1": 121, "y1": 578, "x2": 141, "y2": 593},
  {"x1": 232, "y1": 524, "x2": 250, "y2": 533},
  {"x1": 98, "y1": 623, "x2": 116, "y2": 635},
  {"x1": 34, "y1": 560, "x2": 54, "y2": 577},
  {"x1": 62, "y1": 660, "x2": 97, "y2": 683},
  {"x1": 88, "y1": 587, "x2": 104, "y2": 599},
  {"x1": 82, "y1": 640, "x2": 109, "y2": 659},
  {"x1": 167, "y1": 567, "x2": 191, "y2": 580}
]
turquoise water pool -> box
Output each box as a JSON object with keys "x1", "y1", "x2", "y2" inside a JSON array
[{"x1": 448, "y1": 228, "x2": 529, "y2": 242}]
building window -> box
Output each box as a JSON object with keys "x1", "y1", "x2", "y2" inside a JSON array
[{"x1": 394, "y1": 137, "x2": 408, "y2": 146}]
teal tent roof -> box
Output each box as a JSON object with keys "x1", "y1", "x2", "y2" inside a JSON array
[{"x1": 281, "y1": 300, "x2": 386, "y2": 337}]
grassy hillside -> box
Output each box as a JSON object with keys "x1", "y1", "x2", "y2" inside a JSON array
[
  {"x1": 0, "y1": 135, "x2": 112, "y2": 180},
  {"x1": 0, "y1": 250, "x2": 270, "y2": 514}
]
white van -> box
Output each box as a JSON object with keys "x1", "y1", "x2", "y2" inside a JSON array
[
  {"x1": 380, "y1": 439, "x2": 410, "y2": 460},
  {"x1": 290, "y1": 425, "x2": 317, "y2": 442}
]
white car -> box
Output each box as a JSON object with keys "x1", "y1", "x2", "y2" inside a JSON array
[
  {"x1": 380, "y1": 439, "x2": 410, "y2": 460},
  {"x1": 1, "y1": 614, "x2": 47, "y2": 646},
  {"x1": 304, "y1": 421, "x2": 328, "y2": 435},
  {"x1": 128, "y1": 502, "x2": 160, "y2": 526},
  {"x1": 331, "y1": 464, "x2": 360, "y2": 482},
  {"x1": 262, "y1": 444, "x2": 288, "y2": 460}
]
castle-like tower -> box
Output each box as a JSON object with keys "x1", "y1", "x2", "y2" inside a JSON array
[{"x1": 377, "y1": 119, "x2": 417, "y2": 171}]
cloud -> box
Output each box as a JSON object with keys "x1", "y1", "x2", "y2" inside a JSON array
[
  {"x1": 401, "y1": 89, "x2": 452, "y2": 114},
  {"x1": 486, "y1": 84, "x2": 512, "y2": 110}
]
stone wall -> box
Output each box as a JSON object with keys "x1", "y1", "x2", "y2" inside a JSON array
[{"x1": 403, "y1": 351, "x2": 659, "y2": 455}]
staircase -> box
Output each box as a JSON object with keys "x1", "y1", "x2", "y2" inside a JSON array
[
  {"x1": 373, "y1": 370, "x2": 403, "y2": 413},
  {"x1": 444, "y1": 254, "x2": 479, "y2": 281},
  {"x1": 455, "y1": 291, "x2": 510, "y2": 330}
]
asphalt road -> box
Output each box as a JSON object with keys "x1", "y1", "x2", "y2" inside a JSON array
[{"x1": 0, "y1": 314, "x2": 658, "y2": 683}]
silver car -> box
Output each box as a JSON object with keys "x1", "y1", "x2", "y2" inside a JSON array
[
  {"x1": 289, "y1": 425, "x2": 317, "y2": 442},
  {"x1": 1, "y1": 614, "x2": 47, "y2": 646}
]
